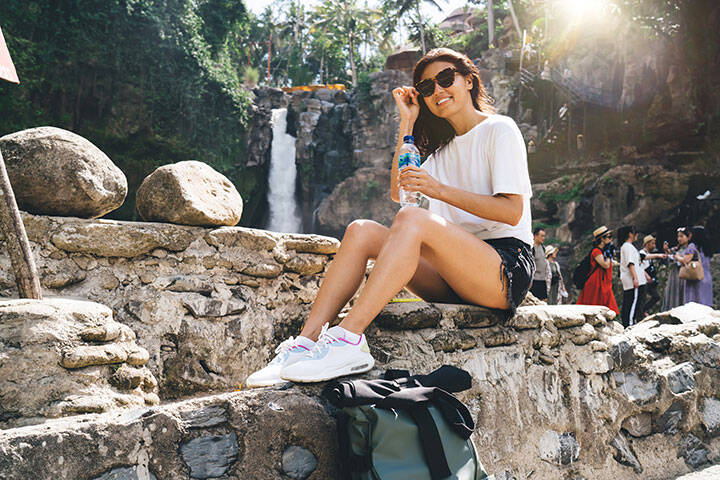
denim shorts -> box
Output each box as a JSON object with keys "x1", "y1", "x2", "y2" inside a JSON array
[{"x1": 485, "y1": 237, "x2": 535, "y2": 316}]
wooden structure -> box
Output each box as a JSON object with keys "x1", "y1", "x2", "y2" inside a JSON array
[{"x1": 0, "y1": 25, "x2": 42, "y2": 299}]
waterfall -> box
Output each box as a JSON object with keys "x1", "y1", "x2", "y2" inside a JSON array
[{"x1": 266, "y1": 108, "x2": 302, "y2": 233}]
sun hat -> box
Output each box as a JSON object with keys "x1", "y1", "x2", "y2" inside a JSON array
[
  {"x1": 545, "y1": 245, "x2": 558, "y2": 257},
  {"x1": 593, "y1": 225, "x2": 611, "y2": 238},
  {"x1": 643, "y1": 234, "x2": 655, "y2": 245}
]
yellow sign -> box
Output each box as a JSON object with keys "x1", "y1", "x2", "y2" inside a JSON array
[{"x1": 0, "y1": 26, "x2": 19, "y2": 84}]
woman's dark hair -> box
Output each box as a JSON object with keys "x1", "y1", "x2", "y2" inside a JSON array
[
  {"x1": 412, "y1": 48, "x2": 495, "y2": 156},
  {"x1": 691, "y1": 226, "x2": 711, "y2": 256},
  {"x1": 618, "y1": 225, "x2": 636, "y2": 243}
]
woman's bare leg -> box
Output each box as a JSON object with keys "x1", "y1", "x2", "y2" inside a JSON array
[
  {"x1": 299, "y1": 217, "x2": 464, "y2": 340},
  {"x1": 340, "y1": 206, "x2": 508, "y2": 334}
]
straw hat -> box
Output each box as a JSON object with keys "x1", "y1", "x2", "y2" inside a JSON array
[
  {"x1": 545, "y1": 245, "x2": 558, "y2": 257},
  {"x1": 593, "y1": 225, "x2": 611, "y2": 238},
  {"x1": 643, "y1": 234, "x2": 656, "y2": 245}
]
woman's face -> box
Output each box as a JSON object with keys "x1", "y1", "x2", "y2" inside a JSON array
[
  {"x1": 600, "y1": 234, "x2": 611, "y2": 247},
  {"x1": 677, "y1": 231, "x2": 689, "y2": 246},
  {"x1": 418, "y1": 61, "x2": 473, "y2": 118}
]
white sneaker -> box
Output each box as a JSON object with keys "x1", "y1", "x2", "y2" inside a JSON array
[
  {"x1": 245, "y1": 337, "x2": 313, "y2": 388},
  {"x1": 280, "y1": 324, "x2": 375, "y2": 383}
]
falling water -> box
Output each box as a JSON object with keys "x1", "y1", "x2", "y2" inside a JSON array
[{"x1": 266, "y1": 108, "x2": 302, "y2": 233}]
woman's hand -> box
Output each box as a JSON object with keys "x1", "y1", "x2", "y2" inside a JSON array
[
  {"x1": 392, "y1": 86, "x2": 420, "y2": 125},
  {"x1": 398, "y1": 165, "x2": 442, "y2": 199}
]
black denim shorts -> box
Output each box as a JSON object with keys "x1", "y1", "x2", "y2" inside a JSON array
[{"x1": 485, "y1": 237, "x2": 535, "y2": 316}]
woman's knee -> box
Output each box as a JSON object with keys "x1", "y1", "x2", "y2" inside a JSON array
[
  {"x1": 342, "y1": 219, "x2": 388, "y2": 248},
  {"x1": 392, "y1": 206, "x2": 430, "y2": 233}
]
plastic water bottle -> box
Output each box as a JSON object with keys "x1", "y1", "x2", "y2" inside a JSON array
[{"x1": 398, "y1": 135, "x2": 421, "y2": 207}]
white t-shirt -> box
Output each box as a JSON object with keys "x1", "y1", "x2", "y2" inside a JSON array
[
  {"x1": 420, "y1": 114, "x2": 533, "y2": 245},
  {"x1": 620, "y1": 242, "x2": 646, "y2": 290}
]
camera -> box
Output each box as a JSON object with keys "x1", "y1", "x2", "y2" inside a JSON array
[{"x1": 603, "y1": 243, "x2": 617, "y2": 259}]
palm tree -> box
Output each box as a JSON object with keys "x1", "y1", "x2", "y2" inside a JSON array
[
  {"x1": 312, "y1": 0, "x2": 381, "y2": 86},
  {"x1": 383, "y1": 0, "x2": 446, "y2": 54}
]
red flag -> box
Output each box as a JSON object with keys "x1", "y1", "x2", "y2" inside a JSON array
[{"x1": 0, "y1": 26, "x2": 19, "y2": 84}]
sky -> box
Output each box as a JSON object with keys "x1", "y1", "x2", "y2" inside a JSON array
[{"x1": 246, "y1": 0, "x2": 472, "y2": 24}]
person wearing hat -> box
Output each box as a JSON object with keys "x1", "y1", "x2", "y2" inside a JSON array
[
  {"x1": 639, "y1": 234, "x2": 667, "y2": 314},
  {"x1": 545, "y1": 245, "x2": 567, "y2": 304},
  {"x1": 577, "y1": 226, "x2": 619, "y2": 315}
]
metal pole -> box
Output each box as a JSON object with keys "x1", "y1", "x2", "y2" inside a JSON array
[{"x1": 0, "y1": 149, "x2": 42, "y2": 299}]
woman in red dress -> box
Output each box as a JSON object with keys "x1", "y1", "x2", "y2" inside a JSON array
[{"x1": 577, "y1": 225, "x2": 619, "y2": 314}]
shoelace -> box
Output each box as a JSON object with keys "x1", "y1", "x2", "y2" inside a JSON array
[
  {"x1": 307, "y1": 323, "x2": 340, "y2": 358},
  {"x1": 269, "y1": 336, "x2": 297, "y2": 364}
]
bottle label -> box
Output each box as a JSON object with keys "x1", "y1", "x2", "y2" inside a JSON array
[{"x1": 399, "y1": 152, "x2": 421, "y2": 170}]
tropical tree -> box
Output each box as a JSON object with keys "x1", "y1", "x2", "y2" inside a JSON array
[
  {"x1": 383, "y1": 0, "x2": 446, "y2": 53},
  {"x1": 312, "y1": 0, "x2": 382, "y2": 86}
]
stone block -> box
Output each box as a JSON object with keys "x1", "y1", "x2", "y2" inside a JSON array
[
  {"x1": 655, "y1": 401, "x2": 685, "y2": 434},
  {"x1": 429, "y1": 330, "x2": 477, "y2": 352},
  {"x1": 612, "y1": 372, "x2": 659, "y2": 405},
  {"x1": 538, "y1": 430, "x2": 579, "y2": 465},
  {"x1": 375, "y1": 302, "x2": 441, "y2": 330},
  {"x1": 282, "y1": 445, "x2": 318, "y2": 479},
  {"x1": 678, "y1": 434, "x2": 710, "y2": 469},
  {"x1": 701, "y1": 397, "x2": 720, "y2": 435},
  {"x1": 666, "y1": 362, "x2": 696, "y2": 395},
  {"x1": 622, "y1": 413, "x2": 652, "y2": 437},
  {"x1": 610, "y1": 431, "x2": 643, "y2": 473},
  {"x1": 180, "y1": 433, "x2": 239, "y2": 479}
]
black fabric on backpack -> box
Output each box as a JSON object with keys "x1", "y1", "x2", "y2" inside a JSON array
[
  {"x1": 324, "y1": 365, "x2": 489, "y2": 480},
  {"x1": 572, "y1": 249, "x2": 599, "y2": 289}
]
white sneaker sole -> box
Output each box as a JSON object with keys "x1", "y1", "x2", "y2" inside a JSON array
[
  {"x1": 245, "y1": 377, "x2": 290, "y2": 388},
  {"x1": 281, "y1": 357, "x2": 375, "y2": 383}
]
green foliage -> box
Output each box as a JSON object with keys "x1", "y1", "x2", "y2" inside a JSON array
[
  {"x1": 362, "y1": 179, "x2": 380, "y2": 203},
  {"x1": 0, "y1": 0, "x2": 259, "y2": 223},
  {"x1": 242, "y1": 66, "x2": 260, "y2": 87},
  {"x1": 538, "y1": 178, "x2": 585, "y2": 205}
]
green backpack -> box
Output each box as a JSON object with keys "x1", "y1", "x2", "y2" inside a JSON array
[{"x1": 325, "y1": 366, "x2": 492, "y2": 480}]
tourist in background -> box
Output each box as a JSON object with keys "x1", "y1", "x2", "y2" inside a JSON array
[
  {"x1": 639, "y1": 234, "x2": 667, "y2": 315},
  {"x1": 577, "y1": 226, "x2": 619, "y2": 315},
  {"x1": 619, "y1": 226, "x2": 646, "y2": 327},
  {"x1": 662, "y1": 227, "x2": 692, "y2": 311},
  {"x1": 683, "y1": 226, "x2": 714, "y2": 307},
  {"x1": 545, "y1": 245, "x2": 567, "y2": 305},
  {"x1": 530, "y1": 227, "x2": 550, "y2": 301}
]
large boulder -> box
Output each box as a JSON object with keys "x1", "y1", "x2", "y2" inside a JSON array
[
  {"x1": 0, "y1": 298, "x2": 159, "y2": 429},
  {"x1": 136, "y1": 161, "x2": 243, "y2": 226},
  {"x1": 0, "y1": 127, "x2": 127, "y2": 218}
]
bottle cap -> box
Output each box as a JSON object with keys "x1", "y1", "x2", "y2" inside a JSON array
[{"x1": 403, "y1": 135, "x2": 415, "y2": 144}]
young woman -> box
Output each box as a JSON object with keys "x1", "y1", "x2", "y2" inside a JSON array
[
  {"x1": 246, "y1": 48, "x2": 534, "y2": 387},
  {"x1": 577, "y1": 226, "x2": 620, "y2": 315},
  {"x1": 545, "y1": 245, "x2": 567, "y2": 305},
  {"x1": 662, "y1": 227, "x2": 692, "y2": 311},
  {"x1": 683, "y1": 226, "x2": 713, "y2": 307}
]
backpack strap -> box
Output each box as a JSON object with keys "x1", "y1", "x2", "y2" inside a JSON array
[{"x1": 407, "y1": 406, "x2": 453, "y2": 480}]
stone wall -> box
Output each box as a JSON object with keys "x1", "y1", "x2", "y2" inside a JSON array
[
  {"x1": 0, "y1": 213, "x2": 339, "y2": 400},
  {"x1": 1, "y1": 299, "x2": 720, "y2": 479}
]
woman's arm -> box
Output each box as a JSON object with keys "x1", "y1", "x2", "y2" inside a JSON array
[
  {"x1": 398, "y1": 165, "x2": 523, "y2": 225},
  {"x1": 434, "y1": 184, "x2": 524, "y2": 226},
  {"x1": 390, "y1": 87, "x2": 420, "y2": 203},
  {"x1": 594, "y1": 254, "x2": 611, "y2": 269}
]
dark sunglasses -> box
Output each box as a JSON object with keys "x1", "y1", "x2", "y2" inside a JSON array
[
  {"x1": 602, "y1": 234, "x2": 612, "y2": 239},
  {"x1": 415, "y1": 67, "x2": 458, "y2": 97}
]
